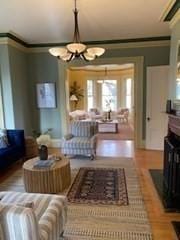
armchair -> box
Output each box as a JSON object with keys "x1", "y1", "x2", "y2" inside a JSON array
[
  {"x1": 117, "y1": 108, "x2": 129, "y2": 123},
  {"x1": 61, "y1": 121, "x2": 98, "y2": 160},
  {"x1": 0, "y1": 191, "x2": 67, "y2": 240}
]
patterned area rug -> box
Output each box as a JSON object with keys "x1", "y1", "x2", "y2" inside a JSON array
[
  {"x1": 0, "y1": 157, "x2": 152, "y2": 240},
  {"x1": 67, "y1": 167, "x2": 128, "y2": 205}
]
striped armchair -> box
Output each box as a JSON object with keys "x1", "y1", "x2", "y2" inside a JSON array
[
  {"x1": 61, "y1": 121, "x2": 98, "y2": 160},
  {"x1": 0, "y1": 191, "x2": 67, "y2": 240}
]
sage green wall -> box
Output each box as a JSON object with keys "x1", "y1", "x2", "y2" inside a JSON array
[
  {"x1": 0, "y1": 43, "x2": 170, "y2": 139},
  {"x1": 8, "y1": 45, "x2": 32, "y2": 135},
  {"x1": 27, "y1": 53, "x2": 61, "y2": 138},
  {"x1": 169, "y1": 20, "x2": 180, "y2": 99},
  {"x1": 0, "y1": 45, "x2": 15, "y2": 129},
  {"x1": 27, "y1": 45, "x2": 169, "y2": 139}
]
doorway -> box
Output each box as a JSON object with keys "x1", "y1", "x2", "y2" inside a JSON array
[
  {"x1": 58, "y1": 56, "x2": 144, "y2": 148},
  {"x1": 68, "y1": 64, "x2": 135, "y2": 141}
]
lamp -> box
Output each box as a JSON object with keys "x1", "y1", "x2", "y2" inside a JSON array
[
  {"x1": 49, "y1": 0, "x2": 105, "y2": 62},
  {"x1": 70, "y1": 94, "x2": 78, "y2": 110},
  {"x1": 70, "y1": 94, "x2": 78, "y2": 101}
]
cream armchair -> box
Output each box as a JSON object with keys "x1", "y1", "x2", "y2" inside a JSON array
[
  {"x1": 61, "y1": 121, "x2": 98, "y2": 160},
  {"x1": 117, "y1": 108, "x2": 129, "y2": 123},
  {"x1": 0, "y1": 191, "x2": 67, "y2": 240}
]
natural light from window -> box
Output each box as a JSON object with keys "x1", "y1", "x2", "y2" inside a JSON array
[
  {"x1": 126, "y1": 78, "x2": 132, "y2": 109},
  {"x1": 176, "y1": 79, "x2": 180, "y2": 99},
  {"x1": 87, "y1": 80, "x2": 94, "y2": 110},
  {"x1": 102, "y1": 80, "x2": 117, "y2": 111}
]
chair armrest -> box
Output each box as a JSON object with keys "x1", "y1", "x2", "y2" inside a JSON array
[
  {"x1": 63, "y1": 134, "x2": 74, "y2": 141},
  {"x1": 0, "y1": 203, "x2": 39, "y2": 240},
  {"x1": 39, "y1": 196, "x2": 67, "y2": 239}
]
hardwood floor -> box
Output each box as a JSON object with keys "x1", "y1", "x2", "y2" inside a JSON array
[
  {"x1": 1, "y1": 139, "x2": 180, "y2": 239},
  {"x1": 98, "y1": 140, "x2": 180, "y2": 240}
]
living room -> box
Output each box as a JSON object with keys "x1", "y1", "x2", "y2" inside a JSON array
[
  {"x1": 0, "y1": 0, "x2": 180, "y2": 240},
  {"x1": 68, "y1": 64, "x2": 134, "y2": 141}
]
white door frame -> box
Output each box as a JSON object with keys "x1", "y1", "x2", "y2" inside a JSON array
[{"x1": 58, "y1": 56, "x2": 144, "y2": 148}]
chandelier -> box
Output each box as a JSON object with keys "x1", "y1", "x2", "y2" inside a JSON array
[{"x1": 49, "y1": 0, "x2": 105, "y2": 62}]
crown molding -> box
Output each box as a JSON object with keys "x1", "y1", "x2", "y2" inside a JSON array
[
  {"x1": 0, "y1": 33, "x2": 28, "y2": 47},
  {"x1": 69, "y1": 67, "x2": 134, "y2": 73},
  {"x1": 0, "y1": 37, "x2": 8, "y2": 45},
  {"x1": 29, "y1": 40, "x2": 170, "y2": 53},
  {"x1": 169, "y1": 9, "x2": 180, "y2": 29},
  {"x1": 28, "y1": 36, "x2": 170, "y2": 48},
  {"x1": 160, "y1": 0, "x2": 176, "y2": 21},
  {"x1": 160, "y1": 0, "x2": 180, "y2": 22},
  {"x1": 0, "y1": 33, "x2": 29, "y2": 52},
  {"x1": 0, "y1": 33, "x2": 171, "y2": 53}
]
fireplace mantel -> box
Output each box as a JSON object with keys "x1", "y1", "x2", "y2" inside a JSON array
[{"x1": 168, "y1": 115, "x2": 180, "y2": 137}]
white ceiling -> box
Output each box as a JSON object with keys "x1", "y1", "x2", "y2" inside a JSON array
[{"x1": 0, "y1": 0, "x2": 170, "y2": 44}]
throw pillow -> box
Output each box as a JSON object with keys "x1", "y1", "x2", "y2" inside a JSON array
[
  {"x1": 63, "y1": 133, "x2": 74, "y2": 140},
  {"x1": 0, "y1": 129, "x2": 9, "y2": 149}
]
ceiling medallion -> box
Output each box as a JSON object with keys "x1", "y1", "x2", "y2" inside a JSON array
[{"x1": 49, "y1": 0, "x2": 105, "y2": 62}]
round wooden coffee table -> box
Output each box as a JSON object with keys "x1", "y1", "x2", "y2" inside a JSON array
[{"x1": 23, "y1": 156, "x2": 71, "y2": 193}]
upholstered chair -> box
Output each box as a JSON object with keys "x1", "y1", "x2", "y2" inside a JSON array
[
  {"x1": 0, "y1": 191, "x2": 67, "y2": 240},
  {"x1": 117, "y1": 108, "x2": 129, "y2": 123},
  {"x1": 61, "y1": 121, "x2": 98, "y2": 160}
]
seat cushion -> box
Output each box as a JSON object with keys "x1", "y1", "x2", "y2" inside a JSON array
[
  {"x1": 62, "y1": 137, "x2": 93, "y2": 149},
  {"x1": 0, "y1": 146, "x2": 18, "y2": 157}
]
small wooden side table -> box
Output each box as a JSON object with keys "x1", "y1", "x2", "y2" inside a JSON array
[{"x1": 23, "y1": 157, "x2": 71, "y2": 193}]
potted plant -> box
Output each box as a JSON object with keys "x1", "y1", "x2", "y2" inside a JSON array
[{"x1": 33, "y1": 128, "x2": 53, "y2": 147}]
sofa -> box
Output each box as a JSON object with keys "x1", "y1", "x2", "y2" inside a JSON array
[
  {"x1": 69, "y1": 110, "x2": 89, "y2": 121},
  {"x1": 88, "y1": 108, "x2": 103, "y2": 120},
  {"x1": 0, "y1": 130, "x2": 25, "y2": 170},
  {"x1": 0, "y1": 191, "x2": 67, "y2": 240},
  {"x1": 61, "y1": 121, "x2": 98, "y2": 160}
]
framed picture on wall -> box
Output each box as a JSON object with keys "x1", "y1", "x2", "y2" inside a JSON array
[{"x1": 36, "y1": 83, "x2": 56, "y2": 108}]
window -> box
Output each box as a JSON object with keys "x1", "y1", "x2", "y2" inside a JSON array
[
  {"x1": 87, "y1": 80, "x2": 94, "y2": 110},
  {"x1": 176, "y1": 79, "x2": 180, "y2": 99},
  {"x1": 102, "y1": 80, "x2": 117, "y2": 111},
  {"x1": 126, "y1": 78, "x2": 132, "y2": 109}
]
